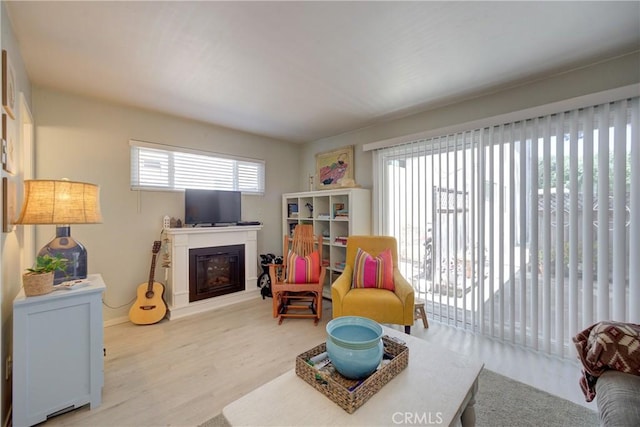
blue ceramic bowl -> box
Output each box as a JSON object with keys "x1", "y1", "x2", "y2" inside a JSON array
[{"x1": 326, "y1": 316, "x2": 383, "y2": 379}]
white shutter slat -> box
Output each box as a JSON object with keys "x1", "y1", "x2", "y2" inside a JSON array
[
  {"x1": 597, "y1": 103, "x2": 610, "y2": 320},
  {"x1": 630, "y1": 98, "x2": 640, "y2": 323},
  {"x1": 612, "y1": 100, "x2": 627, "y2": 320},
  {"x1": 130, "y1": 142, "x2": 264, "y2": 194}
]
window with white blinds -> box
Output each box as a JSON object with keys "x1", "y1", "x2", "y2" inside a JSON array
[
  {"x1": 130, "y1": 140, "x2": 265, "y2": 194},
  {"x1": 371, "y1": 94, "x2": 639, "y2": 358}
]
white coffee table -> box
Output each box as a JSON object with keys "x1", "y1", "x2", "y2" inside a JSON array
[{"x1": 223, "y1": 326, "x2": 484, "y2": 426}]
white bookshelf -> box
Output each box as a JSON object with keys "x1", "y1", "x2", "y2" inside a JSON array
[{"x1": 282, "y1": 188, "x2": 371, "y2": 298}]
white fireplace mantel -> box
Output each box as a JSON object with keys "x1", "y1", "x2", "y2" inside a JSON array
[{"x1": 162, "y1": 226, "x2": 262, "y2": 319}]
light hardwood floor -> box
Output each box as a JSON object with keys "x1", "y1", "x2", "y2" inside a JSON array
[
  {"x1": 44, "y1": 298, "x2": 334, "y2": 426},
  {"x1": 41, "y1": 296, "x2": 595, "y2": 426}
]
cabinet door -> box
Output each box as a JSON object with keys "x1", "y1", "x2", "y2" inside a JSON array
[
  {"x1": 13, "y1": 281, "x2": 104, "y2": 427},
  {"x1": 24, "y1": 304, "x2": 92, "y2": 410}
]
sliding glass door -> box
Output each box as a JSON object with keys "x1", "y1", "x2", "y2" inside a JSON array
[{"x1": 374, "y1": 97, "x2": 638, "y2": 358}]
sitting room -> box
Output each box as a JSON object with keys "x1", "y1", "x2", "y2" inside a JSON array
[{"x1": 1, "y1": 2, "x2": 639, "y2": 426}]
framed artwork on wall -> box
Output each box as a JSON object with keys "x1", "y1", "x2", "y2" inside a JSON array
[
  {"x1": 315, "y1": 145, "x2": 354, "y2": 190},
  {"x1": 2, "y1": 50, "x2": 15, "y2": 119},
  {"x1": 3, "y1": 177, "x2": 16, "y2": 233},
  {"x1": 2, "y1": 114, "x2": 15, "y2": 174}
]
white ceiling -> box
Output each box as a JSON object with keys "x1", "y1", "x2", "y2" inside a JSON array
[{"x1": 5, "y1": 1, "x2": 640, "y2": 143}]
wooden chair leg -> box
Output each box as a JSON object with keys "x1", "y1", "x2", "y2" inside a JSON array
[
  {"x1": 418, "y1": 305, "x2": 429, "y2": 328},
  {"x1": 272, "y1": 291, "x2": 279, "y2": 318},
  {"x1": 414, "y1": 299, "x2": 429, "y2": 328}
]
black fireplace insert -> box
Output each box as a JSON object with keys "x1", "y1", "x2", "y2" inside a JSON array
[{"x1": 189, "y1": 244, "x2": 245, "y2": 302}]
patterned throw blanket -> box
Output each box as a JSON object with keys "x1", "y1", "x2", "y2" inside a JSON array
[{"x1": 572, "y1": 321, "x2": 640, "y2": 402}]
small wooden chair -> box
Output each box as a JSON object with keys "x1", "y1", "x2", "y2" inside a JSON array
[
  {"x1": 414, "y1": 298, "x2": 429, "y2": 328},
  {"x1": 269, "y1": 224, "x2": 326, "y2": 325}
]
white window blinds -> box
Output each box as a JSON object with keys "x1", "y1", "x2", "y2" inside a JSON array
[
  {"x1": 372, "y1": 94, "x2": 639, "y2": 358},
  {"x1": 130, "y1": 140, "x2": 265, "y2": 194}
]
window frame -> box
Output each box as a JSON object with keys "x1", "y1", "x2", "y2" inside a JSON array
[{"x1": 130, "y1": 140, "x2": 265, "y2": 195}]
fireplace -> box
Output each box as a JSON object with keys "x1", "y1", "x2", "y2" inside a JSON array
[
  {"x1": 189, "y1": 244, "x2": 245, "y2": 302},
  {"x1": 163, "y1": 225, "x2": 261, "y2": 319}
]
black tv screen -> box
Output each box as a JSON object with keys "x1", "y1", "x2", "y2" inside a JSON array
[{"x1": 184, "y1": 189, "x2": 241, "y2": 226}]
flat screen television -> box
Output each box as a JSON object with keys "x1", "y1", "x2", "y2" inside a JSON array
[{"x1": 184, "y1": 189, "x2": 242, "y2": 226}]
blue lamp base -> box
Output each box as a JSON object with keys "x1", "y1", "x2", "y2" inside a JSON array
[{"x1": 38, "y1": 226, "x2": 88, "y2": 285}]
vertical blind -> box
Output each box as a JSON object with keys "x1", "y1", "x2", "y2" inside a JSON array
[
  {"x1": 130, "y1": 140, "x2": 265, "y2": 194},
  {"x1": 372, "y1": 95, "x2": 639, "y2": 358}
]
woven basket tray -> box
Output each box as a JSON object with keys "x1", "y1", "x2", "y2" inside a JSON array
[{"x1": 295, "y1": 335, "x2": 409, "y2": 413}]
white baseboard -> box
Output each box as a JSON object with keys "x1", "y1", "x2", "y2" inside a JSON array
[
  {"x1": 103, "y1": 316, "x2": 130, "y2": 328},
  {"x1": 168, "y1": 289, "x2": 260, "y2": 320},
  {"x1": 103, "y1": 289, "x2": 261, "y2": 327}
]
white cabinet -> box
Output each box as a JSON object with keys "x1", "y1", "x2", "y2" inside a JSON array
[
  {"x1": 282, "y1": 188, "x2": 371, "y2": 297},
  {"x1": 13, "y1": 274, "x2": 106, "y2": 427}
]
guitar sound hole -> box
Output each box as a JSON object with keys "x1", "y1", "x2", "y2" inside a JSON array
[{"x1": 145, "y1": 290, "x2": 155, "y2": 299}]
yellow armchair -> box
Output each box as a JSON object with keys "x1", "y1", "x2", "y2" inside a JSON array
[{"x1": 331, "y1": 235, "x2": 415, "y2": 334}]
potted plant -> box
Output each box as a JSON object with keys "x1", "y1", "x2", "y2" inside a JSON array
[{"x1": 22, "y1": 254, "x2": 68, "y2": 296}]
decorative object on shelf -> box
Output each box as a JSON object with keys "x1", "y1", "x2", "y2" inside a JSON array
[
  {"x1": 308, "y1": 174, "x2": 314, "y2": 191},
  {"x1": 22, "y1": 254, "x2": 68, "y2": 296},
  {"x1": 2, "y1": 50, "x2": 15, "y2": 119},
  {"x1": 315, "y1": 145, "x2": 354, "y2": 190},
  {"x1": 14, "y1": 179, "x2": 103, "y2": 285},
  {"x1": 2, "y1": 113, "x2": 15, "y2": 174},
  {"x1": 2, "y1": 176, "x2": 16, "y2": 233}
]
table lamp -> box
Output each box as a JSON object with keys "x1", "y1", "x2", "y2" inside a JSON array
[{"x1": 15, "y1": 179, "x2": 103, "y2": 285}]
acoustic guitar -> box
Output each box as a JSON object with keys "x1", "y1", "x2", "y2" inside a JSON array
[{"x1": 129, "y1": 241, "x2": 168, "y2": 325}]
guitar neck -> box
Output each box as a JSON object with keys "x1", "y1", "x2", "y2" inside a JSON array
[
  {"x1": 146, "y1": 241, "x2": 162, "y2": 293},
  {"x1": 147, "y1": 253, "x2": 159, "y2": 293}
]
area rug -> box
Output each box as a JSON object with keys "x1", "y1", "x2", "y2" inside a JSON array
[
  {"x1": 475, "y1": 369, "x2": 597, "y2": 427},
  {"x1": 199, "y1": 368, "x2": 597, "y2": 426}
]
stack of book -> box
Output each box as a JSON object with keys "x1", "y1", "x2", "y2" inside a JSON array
[
  {"x1": 334, "y1": 236, "x2": 347, "y2": 245},
  {"x1": 334, "y1": 209, "x2": 349, "y2": 219},
  {"x1": 288, "y1": 203, "x2": 299, "y2": 218},
  {"x1": 333, "y1": 203, "x2": 348, "y2": 219}
]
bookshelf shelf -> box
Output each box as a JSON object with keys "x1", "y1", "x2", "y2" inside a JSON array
[{"x1": 282, "y1": 188, "x2": 371, "y2": 298}]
